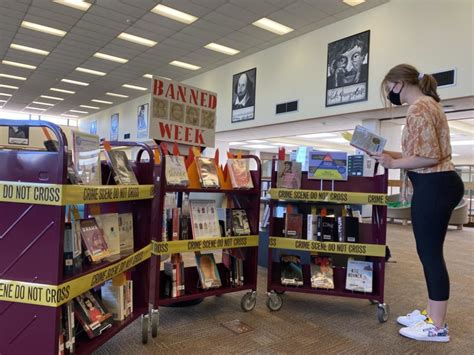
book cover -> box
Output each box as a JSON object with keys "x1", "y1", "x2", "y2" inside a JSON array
[
  {"x1": 72, "y1": 131, "x2": 101, "y2": 185},
  {"x1": 171, "y1": 207, "x2": 181, "y2": 241},
  {"x1": 285, "y1": 213, "x2": 303, "y2": 239},
  {"x1": 321, "y1": 217, "x2": 336, "y2": 242},
  {"x1": 307, "y1": 214, "x2": 317, "y2": 241},
  {"x1": 310, "y1": 256, "x2": 334, "y2": 289},
  {"x1": 350, "y1": 125, "x2": 387, "y2": 155},
  {"x1": 308, "y1": 151, "x2": 348, "y2": 181},
  {"x1": 195, "y1": 157, "x2": 220, "y2": 188},
  {"x1": 74, "y1": 290, "x2": 113, "y2": 339},
  {"x1": 189, "y1": 200, "x2": 221, "y2": 239},
  {"x1": 276, "y1": 160, "x2": 302, "y2": 189},
  {"x1": 104, "y1": 150, "x2": 139, "y2": 185},
  {"x1": 62, "y1": 301, "x2": 75, "y2": 354},
  {"x1": 195, "y1": 253, "x2": 222, "y2": 289},
  {"x1": 118, "y1": 213, "x2": 134, "y2": 256},
  {"x1": 125, "y1": 279, "x2": 133, "y2": 316},
  {"x1": 231, "y1": 209, "x2": 251, "y2": 236},
  {"x1": 94, "y1": 213, "x2": 121, "y2": 260},
  {"x1": 345, "y1": 216, "x2": 359, "y2": 243},
  {"x1": 79, "y1": 218, "x2": 110, "y2": 263},
  {"x1": 346, "y1": 259, "x2": 373, "y2": 293},
  {"x1": 101, "y1": 281, "x2": 126, "y2": 321},
  {"x1": 348, "y1": 154, "x2": 376, "y2": 177},
  {"x1": 228, "y1": 159, "x2": 254, "y2": 189},
  {"x1": 64, "y1": 223, "x2": 75, "y2": 275},
  {"x1": 165, "y1": 155, "x2": 189, "y2": 186},
  {"x1": 280, "y1": 255, "x2": 303, "y2": 286}
]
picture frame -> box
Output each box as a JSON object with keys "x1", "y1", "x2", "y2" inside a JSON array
[
  {"x1": 231, "y1": 67, "x2": 256, "y2": 123},
  {"x1": 110, "y1": 113, "x2": 119, "y2": 141},
  {"x1": 137, "y1": 103, "x2": 149, "y2": 139}
]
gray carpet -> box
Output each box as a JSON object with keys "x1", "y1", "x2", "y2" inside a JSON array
[{"x1": 94, "y1": 224, "x2": 474, "y2": 354}]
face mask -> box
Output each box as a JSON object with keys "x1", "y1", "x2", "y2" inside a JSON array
[{"x1": 387, "y1": 82, "x2": 404, "y2": 106}]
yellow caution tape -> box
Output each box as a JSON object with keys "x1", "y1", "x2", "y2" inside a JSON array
[
  {"x1": 0, "y1": 244, "x2": 151, "y2": 307},
  {"x1": 0, "y1": 181, "x2": 154, "y2": 206},
  {"x1": 269, "y1": 188, "x2": 387, "y2": 205},
  {"x1": 269, "y1": 237, "x2": 386, "y2": 257},
  {"x1": 151, "y1": 235, "x2": 259, "y2": 255}
]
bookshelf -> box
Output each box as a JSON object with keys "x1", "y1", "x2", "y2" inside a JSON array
[
  {"x1": 0, "y1": 120, "x2": 157, "y2": 354},
  {"x1": 266, "y1": 158, "x2": 390, "y2": 322},
  {"x1": 148, "y1": 149, "x2": 261, "y2": 337}
]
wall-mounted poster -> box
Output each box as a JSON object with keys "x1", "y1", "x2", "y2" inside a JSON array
[
  {"x1": 8, "y1": 126, "x2": 29, "y2": 145},
  {"x1": 326, "y1": 30, "x2": 370, "y2": 107},
  {"x1": 110, "y1": 113, "x2": 119, "y2": 141},
  {"x1": 149, "y1": 77, "x2": 217, "y2": 147},
  {"x1": 137, "y1": 103, "x2": 149, "y2": 139},
  {"x1": 90, "y1": 120, "x2": 97, "y2": 135},
  {"x1": 231, "y1": 68, "x2": 256, "y2": 123}
]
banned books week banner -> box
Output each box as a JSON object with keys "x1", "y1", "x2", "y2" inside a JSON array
[{"x1": 149, "y1": 78, "x2": 217, "y2": 147}]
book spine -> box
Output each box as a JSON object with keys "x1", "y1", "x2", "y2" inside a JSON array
[
  {"x1": 316, "y1": 216, "x2": 322, "y2": 241},
  {"x1": 172, "y1": 208, "x2": 180, "y2": 241},
  {"x1": 337, "y1": 216, "x2": 345, "y2": 243}
]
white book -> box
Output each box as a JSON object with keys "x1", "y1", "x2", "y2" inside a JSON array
[
  {"x1": 94, "y1": 213, "x2": 121, "y2": 260},
  {"x1": 345, "y1": 259, "x2": 373, "y2": 293},
  {"x1": 101, "y1": 281, "x2": 126, "y2": 321},
  {"x1": 118, "y1": 213, "x2": 134, "y2": 256}
]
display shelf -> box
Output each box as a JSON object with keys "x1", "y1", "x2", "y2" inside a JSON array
[
  {"x1": 158, "y1": 285, "x2": 250, "y2": 306},
  {"x1": 270, "y1": 284, "x2": 383, "y2": 301},
  {"x1": 163, "y1": 186, "x2": 259, "y2": 194}
]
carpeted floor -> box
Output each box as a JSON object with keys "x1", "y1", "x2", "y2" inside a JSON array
[{"x1": 94, "y1": 224, "x2": 474, "y2": 354}]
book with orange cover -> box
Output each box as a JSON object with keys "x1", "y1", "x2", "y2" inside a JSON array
[
  {"x1": 195, "y1": 157, "x2": 220, "y2": 188},
  {"x1": 228, "y1": 159, "x2": 254, "y2": 189}
]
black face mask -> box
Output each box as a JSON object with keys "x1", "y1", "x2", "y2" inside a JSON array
[{"x1": 387, "y1": 82, "x2": 404, "y2": 106}]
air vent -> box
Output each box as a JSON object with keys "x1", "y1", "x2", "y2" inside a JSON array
[
  {"x1": 276, "y1": 100, "x2": 298, "y2": 115},
  {"x1": 124, "y1": 133, "x2": 130, "y2": 139},
  {"x1": 432, "y1": 69, "x2": 456, "y2": 88}
]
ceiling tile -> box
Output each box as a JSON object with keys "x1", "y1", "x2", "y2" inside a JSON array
[{"x1": 215, "y1": 3, "x2": 261, "y2": 22}]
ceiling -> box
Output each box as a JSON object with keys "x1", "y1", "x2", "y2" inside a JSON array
[{"x1": 0, "y1": 0, "x2": 389, "y2": 118}]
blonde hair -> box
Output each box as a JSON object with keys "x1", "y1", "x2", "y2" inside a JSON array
[{"x1": 380, "y1": 64, "x2": 440, "y2": 105}]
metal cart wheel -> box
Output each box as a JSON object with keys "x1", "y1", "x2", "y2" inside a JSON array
[
  {"x1": 369, "y1": 299, "x2": 379, "y2": 305},
  {"x1": 141, "y1": 314, "x2": 150, "y2": 344},
  {"x1": 241, "y1": 291, "x2": 257, "y2": 312},
  {"x1": 151, "y1": 309, "x2": 159, "y2": 338},
  {"x1": 266, "y1": 292, "x2": 283, "y2": 311},
  {"x1": 377, "y1": 303, "x2": 390, "y2": 323}
]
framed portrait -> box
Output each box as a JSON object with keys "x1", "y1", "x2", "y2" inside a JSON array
[
  {"x1": 8, "y1": 126, "x2": 29, "y2": 145},
  {"x1": 326, "y1": 30, "x2": 370, "y2": 107},
  {"x1": 110, "y1": 113, "x2": 119, "y2": 141},
  {"x1": 231, "y1": 67, "x2": 256, "y2": 123},
  {"x1": 137, "y1": 103, "x2": 149, "y2": 139},
  {"x1": 90, "y1": 120, "x2": 97, "y2": 135}
]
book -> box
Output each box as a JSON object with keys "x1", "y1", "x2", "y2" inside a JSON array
[
  {"x1": 165, "y1": 155, "x2": 189, "y2": 186},
  {"x1": 74, "y1": 290, "x2": 113, "y2": 339},
  {"x1": 228, "y1": 159, "x2": 254, "y2": 189},
  {"x1": 231, "y1": 209, "x2": 251, "y2": 236},
  {"x1": 164, "y1": 255, "x2": 185, "y2": 297},
  {"x1": 195, "y1": 157, "x2": 220, "y2": 188},
  {"x1": 64, "y1": 222, "x2": 82, "y2": 275},
  {"x1": 280, "y1": 255, "x2": 303, "y2": 286},
  {"x1": 71, "y1": 131, "x2": 101, "y2": 185},
  {"x1": 284, "y1": 213, "x2": 303, "y2": 239},
  {"x1": 350, "y1": 125, "x2": 387, "y2": 155},
  {"x1": 308, "y1": 151, "x2": 348, "y2": 181},
  {"x1": 316, "y1": 215, "x2": 323, "y2": 241},
  {"x1": 189, "y1": 200, "x2": 221, "y2": 239},
  {"x1": 118, "y1": 213, "x2": 134, "y2": 256},
  {"x1": 94, "y1": 213, "x2": 121, "y2": 260},
  {"x1": 101, "y1": 280, "x2": 127, "y2": 321},
  {"x1": 66, "y1": 151, "x2": 83, "y2": 184},
  {"x1": 346, "y1": 259, "x2": 373, "y2": 293},
  {"x1": 62, "y1": 301, "x2": 75, "y2": 354},
  {"x1": 125, "y1": 279, "x2": 133, "y2": 317},
  {"x1": 339, "y1": 216, "x2": 359, "y2": 243},
  {"x1": 310, "y1": 256, "x2": 334, "y2": 289},
  {"x1": 79, "y1": 218, "x2": 110, "y2": 263},
  {"x1": 104, "y1": 150, "x2": 139, "y2": 185},
  {"x1": 348, "y1": 154, "x2": 376, "y2": 177},
  {"x1": 321, "y1": 217, "x2": 336, "y2": 242},
  {"x1": 276, "y1": 160, "x2": 302, "y2": 189},
  {"x1": 195, "y1": 253, "x2": 222, "y2": 289}
]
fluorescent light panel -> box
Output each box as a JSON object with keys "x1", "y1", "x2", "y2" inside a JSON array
[
  {"x1": 143, "y1": 74, "x2": 153, "y2": 79},
  {"x1": 118, "y1": 32, "x2": 157, "y2": 47},
  {"x1": 92, "y1": 99, "x2": 113, "y2": 104},
  {"x1": 169, "y1": 60, "x2": 201, "y2": 70},
  {"x1": 122, "y1": 84, "x2": 147, "y2": 91},
  {"x1": 52, "y1": 0, "x2": 91, "y2": 11},
  {"x1": 21, "y1": 21, "x2": 66, "y2": 37},
  {"x1": 61, "y1": 114, "x2": 79, "y2": 118},
  {"x1": 93, "y1": 52, "x2": 128, "y2": 64},
  {"x1": 252, "y1": 18, "x2": 294, "y2": 35},
  {"x1": 151, "y1": 4, "x2": 198, "y2": 24},
  {"x1": 270, "y1": 143, "x2": 298, "y2": 147},
  {"x1": 298, "y1": 133, "x2": 337, "y2": 138},
  {"x1": 50, "y1": 88, "x2": 75, "y2": 94},
  {"x1": 40, "y1": 95, "x2": 64, "y2": 100},
  {"x1": 0, "y1": 84, "x2": 19, "y2": 89},
  {"x1": 70, "y1": 109, "x2": 88, "y2": 114},
  {"x1": 10, "y1": 43, "x2": 50, "y2": 56},
  {"x1": 32, "y1": 101, "x2": 55, "y2": 106},
  {"x1": 204, "y1": 43, "x2": 239, "y2": 55},
  {"x1": 0, "y1": 93, "x2": 13, "y2": 97},
  {"x1": 80, "y1": 105, "x2": 100, "y2": 109},
  {"x1": 26, "y1": 106, "x2": 47, "y2": 111},
  {"x1": 343, "y1": 0, "x2": 366, "y2": 6},
  {"x1": 61, "y1": 78, "x2": 89, "y2": 86},
  {"x1": 0, "y1": 73, "x2": 27, "y2": 80},
  {"x1": 229, "y1": 142, "x2": 246, "y2": 146},
  {"x1": 106, "y1": 92, "x2": 128, "y2": 98},
  {"x1": 246, "y1": 140, "x2": 267, "y2": 143},
  {"x1": 2, "y1": 60, "x2": 36, "y2": 70},
  {"x1": 75, "y1": 67, "x2": 106, "y2": 76},
  {"x1": 245, "y1": 144, "x2": 275, "y2": 149}
]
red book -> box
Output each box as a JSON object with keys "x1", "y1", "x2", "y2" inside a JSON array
[{"x1": 284, "y1": 213, "x2": 303, "y2": 239}]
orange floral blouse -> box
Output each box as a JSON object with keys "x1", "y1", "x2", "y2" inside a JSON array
[{"x1": 401, "y1": 96, "x2": 454, "y2": 173}]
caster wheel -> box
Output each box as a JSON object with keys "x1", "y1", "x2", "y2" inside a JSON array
[
  {"x1": 151, "y1": 310, "x2": 159, "y2": 338},
  {"x1": 266, "y1": 293, "x2": 283, "y2": 311},
  {"x1": 275, "y1": 290, "x2": 285, "y2": 295},
  {"x1": 377, "y1": 303, "x2": 390, "y2": 323},
  {"x1": 141, "y1": 314, "x2": 149, "y2": 344},
  {"x1": 241, "y1": 292, "x2": 257, "y2": 312},
  {"x1": 369, "y1": 299, "x2": 379, "y2": 305}
]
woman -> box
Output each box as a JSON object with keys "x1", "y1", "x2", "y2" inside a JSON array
[{"x1": 374, "y1": 64, "x2": 464, "y2": 342}]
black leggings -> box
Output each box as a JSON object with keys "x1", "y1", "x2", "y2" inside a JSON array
[{"x1": 408, "y1": 171, "x2": 464, "y2": 301}]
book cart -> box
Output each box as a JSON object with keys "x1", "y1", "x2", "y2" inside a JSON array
[
  {"x1": 147, "y1": 148, "x2": 261, "y2": 337},
  {"x1": 0, "y1": 120, "x2": 157, "y2": 354},
  {"x1": 266, "y1": 159, "x2": 390, "y2": 322}
]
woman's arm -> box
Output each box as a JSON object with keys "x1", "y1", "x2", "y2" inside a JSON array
[
  {"x1": 373, "y1": 153, "x2": 438, "y2": 170},
  {"x1": 382, "y1": 150, "x2": 403, "y2": 159}
]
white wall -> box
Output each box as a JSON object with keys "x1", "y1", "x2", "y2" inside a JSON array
[{"x1": 184, "y1": 0, "x2": 473, "y2": 132}]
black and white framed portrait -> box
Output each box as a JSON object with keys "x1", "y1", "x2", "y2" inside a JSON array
[
  {"x1": 8, "y1": 126, "x2": 29, "y2": 145},
  {"x1": 231, "y1": 67, "x2": 256, "y2": 123},
  {"x1": 110, "y1": 113, "x2": 119, "y2": 141},
  {"x1": 326, "y1": 30, "x2": 370, "y2": 107},
  {"x1": 90, "y1": 120, "x2": 97, "y2": 135},
  {"x1": 137, "y1": 103, "x2": 149, "y2": 139}
]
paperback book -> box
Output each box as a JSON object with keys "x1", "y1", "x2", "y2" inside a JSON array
[
  {"x1": 64, "y1": 222, "x2": 82, "y2": 275},
  {"x1": 276, "y1": 160, "x2": 302, "y2": 189},
  {"x1": 195, "y1": 157, "x2": 220, "y2": 188},
  {"x1": 94, "y1": 213, "x2": 121, "y2": 260},
  {"x1": 72, "y1": 131, "x2": 101, "y2": 185},
  {"x1": 284, "y1": 213, "x2": 303, "y2": 239},
  {"x1": 74, "y1": 290, "x2": 113, "y2": 339},
  {"x1": 104, "y1": 150, "x2": 139, "y2": 185},
  {"x1": 228, "y1": 158, "x2": 254, "y2": 189},
  {"x1": 231, "y1": 209, "x2": 251, "y2": 236},
  {"x1": 350, "y1": 125, "x2": 387, "y2": 155},
  {"x1": 118, "y1": 213, "x2": 134, "y2": 256},
  {"x1": 79, "y1": 218, "x2": 110, "y2": 263},
  {"x1": 195, "y1": 253, "x2": 222, "y2": 289},
  {"x1": 310, "y1": 256, "x2": 334, "y2": 289},
  {"x1": 189, "y1": 200, "x2": 221, "y2": 239},
  {"x1": 345, "y1": 259, "x2": 373, "y2": 293},
  {"x1": 165, "y1": 155, "x2": 189, "y2": 186},
  {"x1": 280, "y1": 255, "x2": 304, "y2": 286}
]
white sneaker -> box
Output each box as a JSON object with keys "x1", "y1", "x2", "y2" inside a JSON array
[
  {"x1": 397, "y1": 309, "x2": 427, "y2": 327},
  {"x1": 399, "y1": 319, "x2": 450, "y2": 342}
]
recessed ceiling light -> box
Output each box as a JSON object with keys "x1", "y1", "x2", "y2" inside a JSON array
[
  {"x1": 204, "y1": 43, "x2": 240, "y2": 56},
  {"x1": 93, "y1": 52, "x2": 128, "y2": 64},
  {"x1": 246, "y1": 140, "x2": 267, "y2": 143},
  {"x1": 2, "y1": 60, "x2": 37, "y2": 70},
  {"x1": 143, "y1": 74, "x2": 153, "y2": 79},
  {"x1": 451, "y1": 140, "x2": 474, "y2": 146},
  {"x1": 75, "y1": 67, "x2": 106, "y2": 76},
  {"x1": 0, "y1": 93, "x2": 13, "y2": 97},
  {"x1": 0, "y1": 73, "x2": 27, "y2": 81},
  {"x1": 118, "y1": 32, "x2": 157, "y2": 47},
  {"x1": 50, "y1": 88, "x2": 75, "y2": 94},
  {"x1": 106, "y1": 92, "x2": 128, "y2": 98},
  {"x1": 269, "y1": 143, "x2": 298, "y2": 147},
  {"x1": 80, "y1": 105, "x2": 100, "y2": 109},
  {"x1": 61, "y1": 78, "x2": 89, "y2": 86},
  {"x1": 0, "y1": 84, "x2": 19, "y2": 89},
  {"x1": 169, "y1": 60, "x2": 201, "y2": 70},
  {"x1": 316, "y1": 148, "x2": 343, "y2": 152},
  {"x1": 324, "y1": 138, "x2": 348, "y2": 144},
  {"x1": 40, "y1": 95, "x2": 64, "y2": 100},
  {"x1": 26, "y1": 106, "x2": 47, "y2": 111},
  {"x1": 92, "y1": 99, "x2": 113, "y2": 104},
  {"x1": 151, "y1": 4, "x2": 198, "y2": 24},
  {"x1": 52, "y1": 0, "x2": 91, "y2": 11},
  {"x1": 229, "y1": 142, "x2": 246, "y2": 146},
  {"x1": 32, "y1": 101, "x2": 55, "y2": 106},
  {"x1": 0, "y1": 100, "x2": 7, "y2": 103},
  {"x1": 343, "y1": 0, "x2": 366, "y2": 6},
  {"x1": 298, "y1": 133, "x2": 337, "y2": 138},
  {"x1": 122, "y1": 84, "x2": 147, "y2": 91},
  {"x1": 10, "y1": 43, "x2": 50, "y2": 56},
  {"x1": 21, "y1": 21, "x2": 67, "y2": 37},
  {"x1": 252, "y1": 18, "x2": 294, "y2": 35},
  {"x1": 70, "y1": 109, "x2": 88, "y2": 114},
  {"x1": 61, "y1": 113, "x2": 79, "y2": 118},
  {"x1": 245, "y1": 144, "x2": 275, "y2": 149}
]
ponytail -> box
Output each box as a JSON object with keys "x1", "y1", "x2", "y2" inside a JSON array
[{"x1": 418, "y1": 74, "x2": 440, "y2": 102}]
